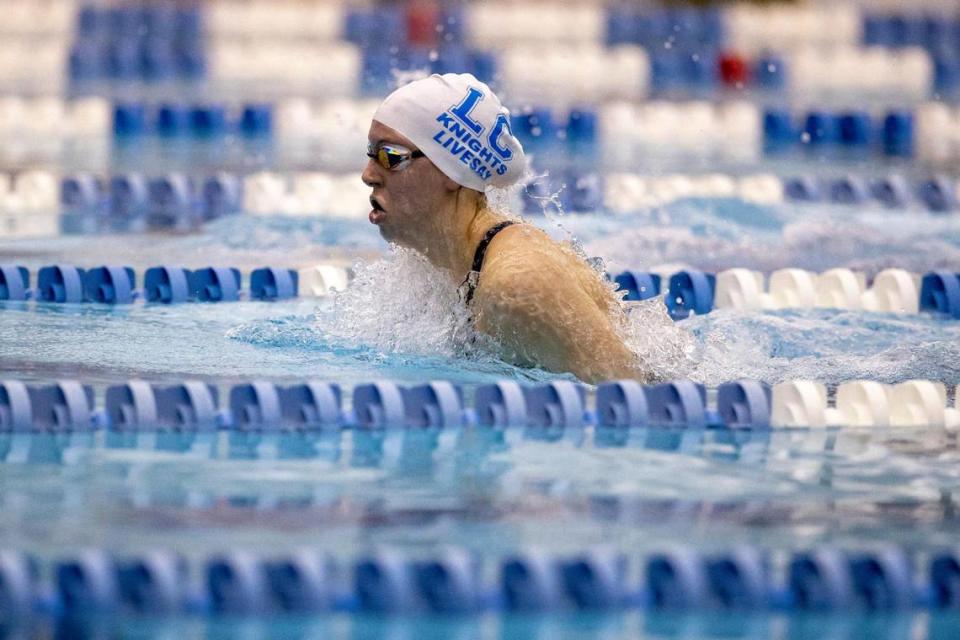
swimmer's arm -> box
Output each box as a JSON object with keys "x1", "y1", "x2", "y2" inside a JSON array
[{"x1": 472, "y1": 264, "x2": 649, "y2": 384}]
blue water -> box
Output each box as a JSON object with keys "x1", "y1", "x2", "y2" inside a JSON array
[{"x1": 2, "y1": 195, "x2": 960, "y2": 635}]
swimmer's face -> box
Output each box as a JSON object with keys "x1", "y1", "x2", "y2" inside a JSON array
[{"x1": 362, "y1": 120, "x2": 459, "y2": 251}]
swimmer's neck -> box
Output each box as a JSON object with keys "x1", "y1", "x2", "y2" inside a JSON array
[{"x1": 427, "y1": 188, "x2": 508, "y2": 279}]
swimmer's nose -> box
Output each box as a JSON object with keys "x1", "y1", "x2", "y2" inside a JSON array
[{"x1": 361, "y1": 159, "x2": 382, "y2": 188}]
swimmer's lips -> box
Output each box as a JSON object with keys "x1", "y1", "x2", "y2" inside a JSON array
[{"x1": 369, "y1": 196, "x2": 386, "y2": 225}]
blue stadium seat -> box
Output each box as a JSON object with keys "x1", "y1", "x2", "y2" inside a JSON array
[
  {"x1": 113, "y1": 103, "x2": 148, "y2": 137},
  {"x1": 763, "y1": 109, "x2": 795, "y2": 150},
  {"x1": 838, "y1": 111, "x2": 872, "y2": 146},
  {"x1": 155, "y1": 103, "x2": 191, "y2": 136},
  {"x1": 883, "y1": 111, "x2": 914, "y2": 157},
  {"x1": 239, "y1": 104, "x2": 273, "y2": 137},
  {"x1": 803, "y1": 111, "x2": 840, "y2": 145},
  {"x1": 567, "y1": 171, "x2": 604, "y2": 212},
  {"x1": 190, "y1": 105, "x2": 228, "y2": 137},
  {"x1": 754, "y1": 54, "x2": 786, "y2": 89}
]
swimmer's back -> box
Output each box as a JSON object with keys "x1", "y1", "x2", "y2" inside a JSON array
[{"x1": 470, "y1": 221, "x2": 646, "y2": 383}]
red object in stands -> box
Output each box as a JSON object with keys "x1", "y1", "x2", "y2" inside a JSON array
[
  {"x1": 719, "y1": 52, "x2": 751, "y2": 86},
  {"x1": 407, "y1": 0, "x2": 440, "y2": 47}
]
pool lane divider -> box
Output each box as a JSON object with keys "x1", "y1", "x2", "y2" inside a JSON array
[
  {"x1": 1, "y1": 543, "x2": 960, "y2": 619},
  {"x1": 2, "y1": 264, "x2": 958, "y2": 320},
  {"x1": 0, "y1": 379, "x2": 957, "y2": 436},
  {"x1": 0, "y1": 264, "x2": 352, "y2": 303},
  {"x1": 614, "y1": 268, "x2": 960, "y2": 320}
]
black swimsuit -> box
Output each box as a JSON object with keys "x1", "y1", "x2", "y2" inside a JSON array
[{"x1": 458, "y1": 220, "x2": 516, "y2": 306}]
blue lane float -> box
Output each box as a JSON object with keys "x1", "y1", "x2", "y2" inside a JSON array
[
  {"x1": 143, "y1": 265, "x2": 192, "y2": 304},
  {"x1": 524, "y1": 381, "x2": 586, "y2": 430},
  {"x1": 6, "y1": 374, "x2": 960, "y2": 435},
  {"x1": 116, "y1": 551, "x2": 187, "y2": 616},
  {"x1": 36, "y1": 265, "x2": 86, "y2": 303},
  {"x1": 919, "y1": 271, "x2": 960, "y2": 318},
  {"x1": 0, "y1": 265, "x2": 30, "y2": 302},
  {"x1": 83, "y1": 266, "x2": 137, "y2": 304},
  {"x1": 613, "y1": 271, "x2": 661, "y2": 302},
  {"x1": 473, "y1": 381, "x2": 527, "y2": 428},
  {"x1": 4, "y1": 545, "x2": 960, "y2": 618},
  {"x1": 783, "y1": 176, "x2": 822, "y2": 202},
  {"x1": 596, "y1": 380, "x2": 648, "y2": 428},
  {"x1": 189, "y1": 267, "x2": 241, "y2": 302},
  {"x1": 500, "y1": 551, "x2": 562, "y2": 612},
  {"x1": 665, "y1": 270, "x2": 715, "y2": 320},
  {"x1": 918, "y1": 175, "x2": 958, "y2": 213},
  {"x1": 4, "y1": 265, "x2": 304, "y2": 306},
  {"x1": 249, "y1": 267, "x2": 298, "y2": 301},
  {"x1": 871, "y1": 175, "x2": 912, "y2": 208},
  {"x1": 829, "y1": 175, "x2": 870, "y2": 205}
]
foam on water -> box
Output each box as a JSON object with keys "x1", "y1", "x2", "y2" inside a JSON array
[{"x1": 582, "y1": 198, "x2": 960, "y2": 275}]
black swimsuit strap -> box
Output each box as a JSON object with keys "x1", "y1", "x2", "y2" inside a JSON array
[{"x1": 461, "y1": 220, "x2": 516, "y2": 305}]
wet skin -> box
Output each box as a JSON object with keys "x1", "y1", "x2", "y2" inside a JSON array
[{"x1": 362, "y1": 120, "x2": 653, "y2": 383}]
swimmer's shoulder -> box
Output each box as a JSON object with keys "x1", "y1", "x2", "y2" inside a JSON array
[{"x1": 474, "y1": 223, "x2": 574, "y2": 305}]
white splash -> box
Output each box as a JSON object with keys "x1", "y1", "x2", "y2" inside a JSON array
[{"x1": 316, "y1": 247, "x2": 490, "y2": 358}]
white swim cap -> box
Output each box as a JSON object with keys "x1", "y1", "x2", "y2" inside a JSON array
[{"x1": 373, "y1": 73, "x2": 526, "y2": 192}]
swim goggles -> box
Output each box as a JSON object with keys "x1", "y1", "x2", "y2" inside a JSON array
[{"x1": 367, "y1": 142, "x2": 425, "y2": 171}]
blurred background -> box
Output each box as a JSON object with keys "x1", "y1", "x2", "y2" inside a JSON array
[{"x1": 0, "y1": 0, "x2": 958, "y2": 242}]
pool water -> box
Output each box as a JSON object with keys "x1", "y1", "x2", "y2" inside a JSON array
[{"x1": 2, "y1": 186, "x2": 960, "y2": 637}]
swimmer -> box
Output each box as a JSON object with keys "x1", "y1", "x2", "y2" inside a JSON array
[{"x1": 362, "y1": 73, "x2": 655, "y2": 384}]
